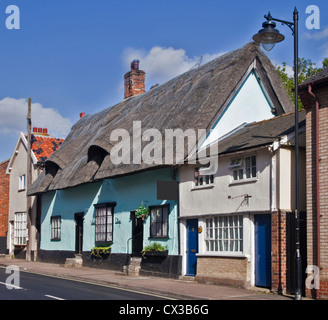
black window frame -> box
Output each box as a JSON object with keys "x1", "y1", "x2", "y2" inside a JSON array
[
  {"x1": 149, "y1": 204, "x2": 170, "y2": 239},
  {"x1": 50, "y1": 215, "x2": 61, "y2": 241},
  {"x1": 93, "y1": 202, "x2": 117, "y2": 246}
]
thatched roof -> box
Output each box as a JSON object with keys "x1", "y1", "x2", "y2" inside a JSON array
[{"x1": 28, "y1": 42, "x2": 293, "y2": 195}]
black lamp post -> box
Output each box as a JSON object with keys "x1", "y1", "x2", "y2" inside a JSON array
[{"x1": 253, "y1": 7, "x2": 302, "y2": 301}]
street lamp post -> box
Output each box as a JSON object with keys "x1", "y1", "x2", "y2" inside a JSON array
[{"x1": 253, "y1": 7, "x2": 302, "y2": 300}]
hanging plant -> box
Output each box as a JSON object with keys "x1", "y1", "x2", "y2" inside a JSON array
[{"x1": 135, "y1": 203, "x2": 149, "y2": 220}]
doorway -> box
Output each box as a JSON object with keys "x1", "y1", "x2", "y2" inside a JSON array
[
  {"x1": 131, "y1": 211, "x2": 143, "y2": 256},
  {"x1": 186, "y1": 219, "x2": 198, "y2": 276},
  {"x1": 254, "y1": 214, "x2": 272, "y2": 288},
  {"x1": 75, "y1": 213, "x2": 84, "y2": 254}
]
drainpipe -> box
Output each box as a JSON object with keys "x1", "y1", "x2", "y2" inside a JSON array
[{"x1": 308, "y1": 84, "x2": 320, "y2": 298}]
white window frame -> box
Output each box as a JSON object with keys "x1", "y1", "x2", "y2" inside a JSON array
[
  {"x1": 18, "y1": 174, "x2": 26, "y2": 191},
  {"x1": 14, "y1": 212, "x2": 27, "y2": 246},
  {"x1": 194, "y1": 166, "x2": 214, "y2": 187},
  {"x1": 230, "y1": 155, "x2": 257, "y2": 182},
  {"x1": 204, "y1": 215, "x2": 244, "y2": 254}
]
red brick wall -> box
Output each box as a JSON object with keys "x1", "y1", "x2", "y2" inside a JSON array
[
  {"x1": 271, "y1": 210, "x2": 287, "y2": 294},
  {"x1": 302, "y1": 84, "x2": 328, "y2": 299},
  {"x1": 0, "y1": 160, "x2": 9, "y2": 237}
]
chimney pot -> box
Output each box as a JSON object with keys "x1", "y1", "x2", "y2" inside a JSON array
[
  {"x1": 33, "y1": 127, "x2": 37, "y2": 133},
  {"x1": 38, "y1": 128, "x2": 43, "y2": 133},
  {"x1": 43, "y1": 128, "x2": 48, "y2": 134},
  {"x1": 131, "y1": 59, "x2": 140, "y2": 71},
  {"x1": 80, "y1": 112, "x2": 86, "y2": 118}
]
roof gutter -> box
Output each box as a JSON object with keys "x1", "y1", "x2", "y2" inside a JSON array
[{"x1": 307, "y1": 83, "x2": 321, "y2": 299}]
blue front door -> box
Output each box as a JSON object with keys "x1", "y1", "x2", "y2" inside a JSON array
[
  {"x1": 255, "y1": 214, "x2": 272, "y2": 288},
  {"x1": 186, "y1": 219, "x2": 198, "y2": 276}
]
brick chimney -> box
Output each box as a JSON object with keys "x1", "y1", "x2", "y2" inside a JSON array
[{"x1": 124, "y1": 60, "x2": 145, "y2": 99}]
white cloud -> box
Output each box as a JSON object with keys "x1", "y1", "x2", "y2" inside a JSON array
[
  {"x1": 122, "y1": 46, "x2": 225, "y2": 88},
  {"x1": 0, "y1": 97, "x2": 72, "y2": 138},
  {"x1": 304, "y1": 26, "x2": 328, "y2": 40}
]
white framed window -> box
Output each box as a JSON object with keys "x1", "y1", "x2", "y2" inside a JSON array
[
  {"x1": 18, "y1": 174, "x2": 26, "y2": 190},
  {"x1": 94, "y1": 202, "x2": 116, "y2": 245},
  {"x1": 194, "y1": 166, "x2": 214, "y2": 187},
  {"x1": 14, "y1": 212, "x2": 27, "y2": 245},
  {"x1": 230, "y1": 155, "x2": 256, "y2": 181},
  {"x1": 205, "y1": 215, "x2": 243, "y2": 253}
]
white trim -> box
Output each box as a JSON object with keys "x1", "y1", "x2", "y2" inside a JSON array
[{"x1": 6, "y1": 132, "x2": 38, "y2": 174}]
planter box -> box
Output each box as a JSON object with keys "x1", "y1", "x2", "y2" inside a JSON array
[{"x1": 143, "y1": 250, "x2": 168, "y2": 257}]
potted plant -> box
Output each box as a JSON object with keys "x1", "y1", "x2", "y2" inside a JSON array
[
  {"x1": 135, "y1": 203, "x2": 149, "y2": 220},
  {"x1": 141, "y1": 242, "x2": 168, "y2": 258}
]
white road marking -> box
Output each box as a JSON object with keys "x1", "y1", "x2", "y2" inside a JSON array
[
  {"x1": 44, "y1": 294, "x2": 65, "y2": 300},
  {"x1": 0, "y1": 281, "x2": 23, "y2": 290}
]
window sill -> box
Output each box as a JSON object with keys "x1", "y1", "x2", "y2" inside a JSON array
[
  {"x1": 229, "y1": 178, "x2": 258, "y2": 186},
  {"x1": 191, "y1": 184, "x2": 214, "y2": 191},
  {"x1": 197, "y1": 252, "x2": 247, "y2": 258}
]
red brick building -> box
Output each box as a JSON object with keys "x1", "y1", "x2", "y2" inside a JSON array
[
  {"x1": 0, "y1": 159, "x2": 10, "y2": 254},
  {"x1": 299, "y1": 67, "x2": 328, "y2": 299}
]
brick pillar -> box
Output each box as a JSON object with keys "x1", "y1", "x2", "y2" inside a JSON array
[
  {"x1": 271, "y1": 210, "x2": 287, "y2": 294},
  {"x1": 124, "y1": 60, "x2": 145, "y2": 99}
]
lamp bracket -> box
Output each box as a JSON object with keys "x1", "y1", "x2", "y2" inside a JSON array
[{"x1": 264, "y1": 12, "x2": 295, "y2": 35}]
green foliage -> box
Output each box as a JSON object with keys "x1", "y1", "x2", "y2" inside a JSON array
[
  {"x1": 276, "y1": 57, "x2": 327, "y2": 110},
  {"x1": 135, "y1": 203, "x2": 149, "y2": 219},
  {"x1": 141, "y1": 242, "x2": 167, "y2": 257},
  {"x1": 91, "y1": 246, "x2": 111, "y2": 258}
]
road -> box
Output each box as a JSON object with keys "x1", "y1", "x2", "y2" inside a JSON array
[{"x1": 0, "y1": 266, "x2": 169, "y2": 300}]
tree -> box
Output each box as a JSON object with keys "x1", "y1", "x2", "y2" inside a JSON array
[{"x1": 276, "y1": 58, "x2": 327, "y2": 109}]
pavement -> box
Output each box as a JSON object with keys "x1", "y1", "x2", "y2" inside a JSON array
[{"x1": 0, "y1": 257, "x2": 293, "y2": 300}]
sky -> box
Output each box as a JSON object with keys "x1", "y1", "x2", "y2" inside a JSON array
[{"x1": 0, "y1": 0, "x2": 327, "y2": 161}]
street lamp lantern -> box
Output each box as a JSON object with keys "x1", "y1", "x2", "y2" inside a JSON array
[
  {"x1": 253, "y1": 8, "x2": 302, "y2": 301},
  {"x1": 252, "y1": 13, "x2": 285, "y2": 51}
]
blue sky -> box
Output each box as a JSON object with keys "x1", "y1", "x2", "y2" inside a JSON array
[{"x1": 0, "y1": 0, "x2": 327, "y2": 160}]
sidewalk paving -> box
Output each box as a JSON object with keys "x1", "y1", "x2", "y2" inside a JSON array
[{"x1": 0, "y1": 257, "x2": 293, "y2": 300}]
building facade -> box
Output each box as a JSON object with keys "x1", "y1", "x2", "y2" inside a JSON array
[
  {"x1": 179, "y1": 112, "x2": 306, "y2": 293},
  {"x1": 0, "y1": 159, "x2": 10, "y2": 254},
  {"x1": 299, "y1": 67, "x2": 328, "y2": 299},
  {"x1": 6, "y1": 129, "x2": 63, "y2": 259}
]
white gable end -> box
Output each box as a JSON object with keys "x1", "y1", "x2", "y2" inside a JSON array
[{"x1": 200, "y1": 70, "x2": 275, "y2": 149}]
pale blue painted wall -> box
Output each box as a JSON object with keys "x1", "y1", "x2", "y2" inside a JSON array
[{"x1": 40, "y1": 167, "x2": 179, "y2": 255}]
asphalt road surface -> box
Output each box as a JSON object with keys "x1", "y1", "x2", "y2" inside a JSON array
[{"x1": 0, "y1": 266, "x2": 169, "y2": 300}]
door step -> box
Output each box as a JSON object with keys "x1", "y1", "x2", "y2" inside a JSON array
[
  {"x1": 123, "y1": 257, "x2": 142, "y2": 276},
  {"x1": 65, "y1": 254, "x2": 83, "y2": 268},
  {"x1": 179, "y1": 275, "x2": 196, "y2": 282}
]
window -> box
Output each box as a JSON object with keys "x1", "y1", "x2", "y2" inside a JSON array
[
  {"x1": 94, "y1": 203, "x2": 116, "y2": 245},
  {"x1": 194, "y1": 167, "x2": 214, "y2": 187},
  {"x1": 18, "y1": 174, "x2": 26, "y2": 190},
  {"x1": 14, "y1": 212, "x2": 27, "y2": 245},
  {"x1": 205, "y1": 215, "x2": 243, "y2": 253},
  {"x1": 230, "y1": 155, "x2": 256, "y2": 181},
  {"x1": 51, "y1": 216, "x2": 61, "y2": 241},
  {"x1": 150, "y1": 205, "x2": 169, "y2": 238}
]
